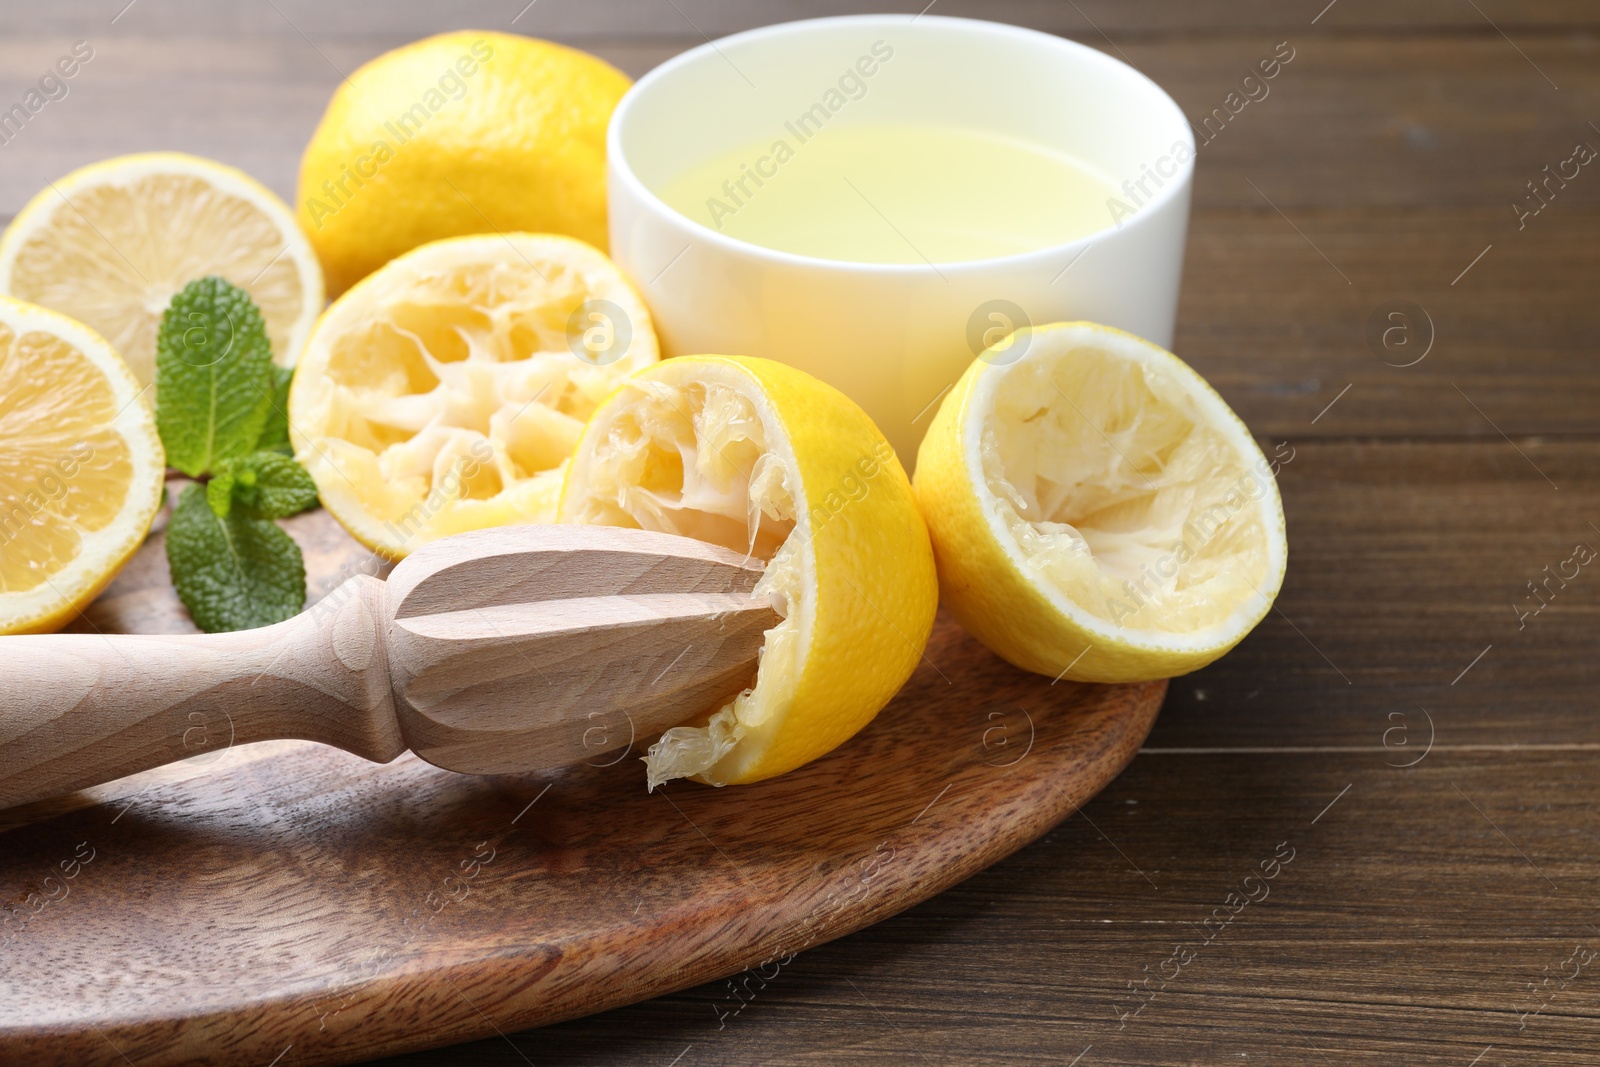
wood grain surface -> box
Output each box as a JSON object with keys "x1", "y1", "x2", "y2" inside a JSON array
[
  {"x1": 0, "y1": 509, "x2": 1162, "y2": 1066},
  {"x1": 2, "y1": 2, "x2": 1597, "y2": 1065}
]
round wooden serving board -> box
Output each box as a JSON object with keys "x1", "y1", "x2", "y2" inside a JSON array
[{"x1": 0, "y1": 508, "x2": 1164, "y2": 1066}]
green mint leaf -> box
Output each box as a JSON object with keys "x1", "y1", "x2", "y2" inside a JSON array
[
  {"x1": 208, "y1": 451, "x2": 319, "y2": 520},
  {"x1": 256, "y1": 365, "x2": 296, "y2": 454},
  {"x1": 155, "y1": 277, "x2": 275, "y2": 477},
  {"x1": 166, "y1": 483, "x2": 306, "y2": 633}
]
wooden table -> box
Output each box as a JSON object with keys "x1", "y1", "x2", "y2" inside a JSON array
[{"x1": 4, "y1": 2, "x2": 1597, "y2": 1063}]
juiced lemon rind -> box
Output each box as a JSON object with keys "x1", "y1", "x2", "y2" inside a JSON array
[
  {"x1": 915, "y1": 321, "x2": 1287, "y2": 683},
  {"x1": 560, "y1": 355, "x2": 937, "y2": 787},
  {"x1": 289, "y1": 232, "x2": 657, "y2": 559}
]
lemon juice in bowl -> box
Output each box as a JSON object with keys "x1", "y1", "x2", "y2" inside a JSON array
[
  {"x1": 607, "y1": 15, "x2": 1196, "y2": 462},
  {"x1": 659, "y1": 123, "x2": 1117, "y2": 265}
]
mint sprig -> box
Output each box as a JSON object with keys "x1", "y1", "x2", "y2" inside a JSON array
[
  {"x1": 156, "y1": 277, "x2": 276, "y2": 477},
  {"x1": 206, "y1": 451, "x2": 319, "y2": 520},
  {"x1": 156, "y1": 277, "x2": 319, "y2": 633},
  {"x1": 167, "y1": 485, "x2": 308, "y2": 635},
  {"x1": 257, "y1": 364, "x2": 295, "y2": 454}
]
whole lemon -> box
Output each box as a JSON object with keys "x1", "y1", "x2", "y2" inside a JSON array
[{"x1": 296, "y1": 31, "x2": 630, "y2": 295}]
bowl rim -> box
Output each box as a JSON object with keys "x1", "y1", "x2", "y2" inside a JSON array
[{"x1": 607, "y1": 13, "x2": 1196, "y2": 277}]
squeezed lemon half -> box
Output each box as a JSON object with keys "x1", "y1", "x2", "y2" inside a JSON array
[
  {"x1": 0, "y1": 152, "x2": 323, "y2": 387},
  {"x1": 289, "y1": 233, "x2": 658, "y2": 559},
  {"x1": 560, "y1": 355, "x2": 938, "y2": 787},
  {"x1": 914, "y1": 322, "x2": 1288, "y2": 682},
  {"x1": 0, "y1": 297, "x2": 165, "y2": 635}
]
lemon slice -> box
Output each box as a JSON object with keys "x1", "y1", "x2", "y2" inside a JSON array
[
  {"x1": 914, "y1": 322, "x2": 1287, "y2": 682},
  {"x1": 559, "y1": 355, "x2": 938, "y2": 787},
  {"x1": 0, "y1": 297, "x2": 165, "y2": 634},
  {"x1": 0, "y1": 152, "x2": 323, "y2": 388},
  {"x1": 289, "y1": 233, "x2": 657, "y2": 559}
]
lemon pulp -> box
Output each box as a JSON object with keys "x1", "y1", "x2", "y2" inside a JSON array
[
  {"x1": 560, "y1": 375, "x2": 805, "y2": 785},
  {"x1": 0, "y1": 298, "x2": 165, "y2": 634},
  {"x1": 984, "y1": 343, "x2": 1272, "y2": 634},
  {"x1": 915, "y1": 322, "x2": 1287, "y2": 682},
  {"x1": 0, "y1": 324, "x2": 133, "y2": 592},
  {"x1": 290, "y1": 234, "x2": 657, "y2": 558},
  {"x1": 563, "y1": 354, "x2": 938, "y2": 788}
]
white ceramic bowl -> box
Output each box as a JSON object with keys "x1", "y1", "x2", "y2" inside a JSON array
[{"x1": 607, "y1": 14, "x2": 1194, "y2": 462}]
